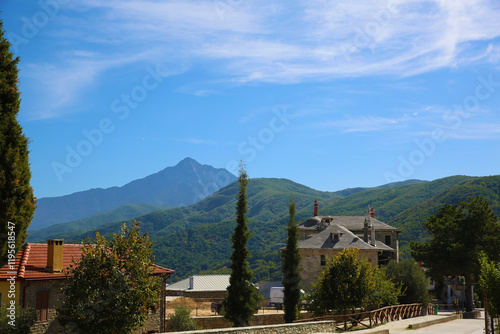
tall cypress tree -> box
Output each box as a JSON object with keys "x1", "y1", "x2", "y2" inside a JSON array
[
  {"x1": 223, "y1": 164, "x2": 260, "y2": 327},
  {"x1": 0, "y1": 20, "x2": 36, "y2": 268},
  {"x1": 283, "y1": 195, "x2": 301, "y2": 323}
]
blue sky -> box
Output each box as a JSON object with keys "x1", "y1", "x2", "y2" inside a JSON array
[{"x1": 3, "y1": 0, "x2": 500, "y2": 199}]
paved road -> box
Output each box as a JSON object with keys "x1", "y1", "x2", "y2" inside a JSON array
[
  {"x1": 327, "y1": 312, "x2": 487, "y2": 334},
  {"x1": 392, "y1": 317, "x2": 485, "y2": 334}
]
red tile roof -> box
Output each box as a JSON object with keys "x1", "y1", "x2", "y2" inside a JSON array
[{"x1": 0, "y1": 242, "x2": 174, "y2": 281}]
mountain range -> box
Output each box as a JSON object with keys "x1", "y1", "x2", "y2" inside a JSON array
[
  {"x1": 30, "y1": 157, "x2": 237, "y2": 230},
  {"x1": 28, "y1": 159, "x2": 500, "y2": 282}
]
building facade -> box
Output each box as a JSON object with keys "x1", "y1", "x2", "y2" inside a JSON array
[
  {"x1": 297, "y1": 201, "x2": 401, "y2": 289},
  {"x1": 0, "y1": 240, "x2": 174, "y2": 334}
]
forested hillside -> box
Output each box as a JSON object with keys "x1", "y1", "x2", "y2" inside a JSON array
[{"x1": 30, "y1": 174, "x2": 500, "y2": 283}]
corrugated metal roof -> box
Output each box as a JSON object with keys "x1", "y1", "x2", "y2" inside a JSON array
[{"x1": 166, "y1": 275, "x2": 230, "y2": 292}]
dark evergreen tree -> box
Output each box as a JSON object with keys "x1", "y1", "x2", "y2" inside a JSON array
[
  {"x1": 0, "y1": 20, "x2": 36, "y2": 268},
  {"x1": 223, "y1": 164, "x2": 260, "y2": 327},
  {"x1": 282, "y1": 195, "x2": 301, "y2": 323},
  {"x1": 411, "y1": 196, "x2": 500, "y2": 312}
]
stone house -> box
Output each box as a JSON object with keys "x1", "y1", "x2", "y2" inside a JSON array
[
  {"x1": 166, "y1": 275, "x2": 230, "y2": 300},
  {"x1": 0, "y1": 240, "x2": 174, "y2": 334},
  {"x1": 297, "y1": 201, "x2": 401, "y2": 289}
]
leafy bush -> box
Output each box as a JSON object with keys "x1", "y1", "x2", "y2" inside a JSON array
[
  {"x1": 0, "y1": 307, "x2": 36, "y2": 334},
  {"x1": 167, "y1": 306, "x2": 200, "y2": 331}
]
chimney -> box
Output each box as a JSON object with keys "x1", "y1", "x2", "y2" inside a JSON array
[
  {"x1": 363, "y1": 218, "x2": 369, "y2": 243},
  {"x1": 364, "y1": 206, "x2": 370, "y2": 242},
  {"x1": 370, "y1": 207, "x2": 375, "y2": 218},
  {"x1": 189, "y1": 276, "x2": 194, "y2": 290},
  {"x1": 314, "y1": 199, "x2": 318, "y2": 216},
  {"x1": 47, "y1": 239, "x2": 64, "y2": 272},
  {"x1": 370, "y1": 224, "x2": 376, "y2": 246}
]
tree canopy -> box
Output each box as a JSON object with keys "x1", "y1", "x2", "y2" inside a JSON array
[
  {"x1": 57, "y1": 221, "x2": 161, "y2": 333},
  {"x1": 282, "y1": 195, "x2": 301, "y2": 323},
  {"x1": 411, "y1": 196, "x2": 500, "y2": 312},
  {"x1": 0, "y1": 19, "x2": 36, "y2": 268},
  {"x1": 479, "y1": 256, "x2": 500, "y2": 318},
  {"x1": 385, "y1": 259, "x2": 431, "y2": 305},
  {"x1": 308, "y1": 248, "x2": 385, "y2": 315},
  {"x1": 223, "y1": 164, "x2": 261, "y2": 327}
]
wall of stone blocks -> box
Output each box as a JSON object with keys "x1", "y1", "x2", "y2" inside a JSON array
[
  {"x1": 20, "y1": 279, "x2": 162, "y2": 334},
  {"x1": 300, "y1": 249, "x2": 379, "y2": 290},
  {"x1": 184, "y1": 291, "x2": 227, "y2": 300},
  {"x1": 162, "y1": 319, "x2": 336, "y2": 334},
  {"x1": 165, "y1": 312, "x2": 319, "y2": 331},
  {"x1": 22, "y1": 280, "x2": 66, "y2": 334}
]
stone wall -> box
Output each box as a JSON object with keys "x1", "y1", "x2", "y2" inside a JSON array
[
  {"x1": 163, "y1": 320, "x2": 336, "y2": 334},
  {"x1": 184, "y1": 291, "x2": 227, "y2": 299},
  {"x1": 300, "y1": 249, "x2": 379, "y2": 289},
  {"x1": 165, "y1": 312, "x2": 319, "y2": 331},
  {"x1": 21, "y1": 279, "x2": 162, "y2": 334},
  {"x1": 22, "y1": 280, "x2": 66, "y2": 334},
  {"x1": 133, "y1": 308, "x2": 162, "y2": 334}
]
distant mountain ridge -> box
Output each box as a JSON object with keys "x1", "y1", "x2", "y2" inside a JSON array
[
  {"x1": 31, "y1": 158, "x2": 237, "y2": 230},
  {"x1": 29, "y1": 165, "x2": 500, "y2": 283}
]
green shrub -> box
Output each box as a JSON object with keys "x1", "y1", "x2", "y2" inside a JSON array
[
  {"x1": 167, "y1": 306, "x2": 200, "y2": 331},
  {"x1": 0, "y1": 306, "x2": 36, "y2": 334}
]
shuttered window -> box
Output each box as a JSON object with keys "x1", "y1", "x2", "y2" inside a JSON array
[{"x1": 36, "y1": 290, "x2": 50, "y2": 322}]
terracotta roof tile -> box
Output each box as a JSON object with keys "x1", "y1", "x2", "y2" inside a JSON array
[{"x1": 0, "y1": 242, "x2": 174, "y2": 281}]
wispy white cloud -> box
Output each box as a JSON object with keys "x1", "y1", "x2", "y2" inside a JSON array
[
  {"x1": 23, "y1": 0, "x2": 500, "y2": 118},
  {"x1": 312, "y1": 115, "x2": 410, "y2": 133}
]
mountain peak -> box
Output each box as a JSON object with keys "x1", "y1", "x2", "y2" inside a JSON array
[
  {"x1": 31, "y1": 158, "x2": 236, "y2": 230},
  {"x1": 176, "y1": 157, "x2": 199, "y2": 167}
]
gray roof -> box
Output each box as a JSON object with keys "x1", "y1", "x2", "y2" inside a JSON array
[
  {"x1": 166, "y1": 275, "x2": 230, "y2": 292},
  {"x1": 298, "y1": 225, "x2": 395, "y2": 252},
  {"x1": 300, "y1": 215, "x2": 401, "y2": 233}
]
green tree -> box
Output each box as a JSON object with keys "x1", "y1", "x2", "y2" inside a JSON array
[
  {"x1": 308, "y1": 248, "x2": 375, "y2": 316},
  {"x1": 479, "y1": 255, "x2": 500, "y2": 318},
  {"x1": 57, "y1": 221, "x2": 161, "y2": 333},
  {"x1": 385, "y1": 260, "x2": 431, "y2": 305},
  {"x1": 0, "y1": 20, "x2": 36, "y2": 268},
  {"x1": 368, "y1": 266, "x2": 401, "y2": 310},
  {"x1": 223, "y1": 164, "x2": 261, "y2": 327},
  {"x1": 411, "y1": 196, "x2": 500, "y2": 312},
  {"x1": 282, "y1": 195, "x2": 301, "y2": 323}
]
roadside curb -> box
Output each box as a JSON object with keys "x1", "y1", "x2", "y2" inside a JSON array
[{"x1": 407, "y1": 314, "x2": 461, "y2": 330}]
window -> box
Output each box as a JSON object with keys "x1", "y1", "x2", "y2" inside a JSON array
[
  {"x1": 36, "y1": 290, "x2": 50, "y2": 322},
  {"x1": 320, "y1": 255, "x2": 326, "y2": 266},
  {"x1": 385, "y1": 235, "x2": 391, "y2": 246}
]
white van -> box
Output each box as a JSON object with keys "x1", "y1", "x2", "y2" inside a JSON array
[{"x1": 269, "y1": 287, "x2": 284, "y2": 310}]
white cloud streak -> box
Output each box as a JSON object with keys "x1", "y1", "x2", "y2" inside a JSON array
[{"x1": 21, "y1": 0, "x2": 500, "y2": 118}]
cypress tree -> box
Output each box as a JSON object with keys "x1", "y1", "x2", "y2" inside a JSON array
[
  {"x1": 223, "y1": 164, "x2": 260, "y2": 327},
  {"x1": 283, "y1": 195, "x2": 301, "y2": 323},
  {"x1": 0, "y1": 20, "x2": 36, "y2": 268}
]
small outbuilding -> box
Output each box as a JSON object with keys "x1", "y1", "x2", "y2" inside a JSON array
[{"x1": 166, "y1": 275, "x2": 230, "y2": 299}]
